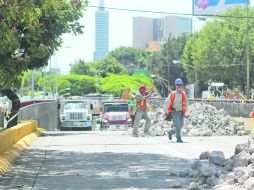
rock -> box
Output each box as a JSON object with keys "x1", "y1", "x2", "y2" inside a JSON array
[
  {"x1": 199, "y1": 151, "x2": 211, "y2": 160},
  {"x1": 208, "y1": 151, "x2": 225, "y2": 166},
  {"x1": 244, "y1": 177, "x2": 254, "y2": 189},
  {"x1": 189, "y1": 182, "x2": 199, "y2": 190},
  {"x1": 169, "y1": 180, "x2": 182, "y2": 188},
  {"x1": 206, "y1": 176, "x2": 219, "y2": 186},
  {"x1": 235, "y1": 143, "x2": 248, "y2": 155},
  {"x1": 197, "y1": 164, "x2": 217, "y2": 177},
  {"x1": 249, "y1": 144, "x2": 254, "y2": 155},
  {"x1": 130, "y1": 102, "x2": 249, "y2": 137},
  {"x1": 232, "y1": 152, "x2": 250, "y2": 168}
]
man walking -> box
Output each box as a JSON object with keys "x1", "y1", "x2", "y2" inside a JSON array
[
  {"x1": 164, "y1": 78, "x2": 187, "y2": 143},
  {"x1": 132, "y1": 85, "x2": 154, "y2": 137}
]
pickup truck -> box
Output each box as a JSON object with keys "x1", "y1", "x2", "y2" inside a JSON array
[
  {"x1": 60, "y1": 101, "x2": 93, "y2": 130},
  {"x1": 100, "y1": 100, "x2": 132, "y2": 130}
]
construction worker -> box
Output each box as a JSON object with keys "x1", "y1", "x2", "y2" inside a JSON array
[
  {"x1": 132, "y1": 84, "x2": 155, "y2": 137},
  {"x1": 249, "y1": 108, "x2": 254, "y2": 118},
  {"x1": 121, "y1": 88, "x2": 136, "y2": 126},
  {"x1": 164, "y1": 78, "x2": 187, "y2": 143}
]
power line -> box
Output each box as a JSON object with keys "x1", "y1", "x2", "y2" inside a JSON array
[
  {"x1": 88, "y1": 5, "x2": 192, "y2": 17},
  {"x1": 88, "y1": 5, "x2": 254, "y2": 19}
]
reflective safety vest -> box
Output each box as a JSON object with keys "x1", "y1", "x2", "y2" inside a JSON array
[
  {"x1": 167, "y1": 91, "x2": 187, "y2": 113},
  {"x1": 137, "y1": 99, "x2": 147, "y2": 111}
]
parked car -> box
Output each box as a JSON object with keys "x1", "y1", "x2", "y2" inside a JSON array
[
  {"x1": 0, "y1": 96, "x2": 9, "y2": 110},
  {"x1": 100, "y1": 100, "x2": 132, "y2": 130},
  {"x1": 60, "y1": 101, "x2": 93, "y2": 130}
]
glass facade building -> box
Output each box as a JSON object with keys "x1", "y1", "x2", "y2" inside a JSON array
[{"x1": 94, "y1": 0, "x2": 109, "y2": 60}]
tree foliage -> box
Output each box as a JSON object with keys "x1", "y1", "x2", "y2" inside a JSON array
[
  {"x1": 0, "y1": 0, "x2": 87, "y2": 88},
  {"x1": 70, "y1": 59, "x2": 98, "y2": 76},
  {"x1": 101, "y1": 74, "x2": 152, "y2": 96},
  {"x1": 108, "y1": 46, "x2": 149, "y2": 70},
  {"x1": 38, "y1": 74, "x2": 99, "y2": 96},
  {"x1": 70, "y1": 56, "x2": 126, "y2": 77},
  {"x1": 183, "y1": 7, "x2": 254, "y2": 92},
  {"x1": 159, "y1": 33, "x2": 190, "y2": 87}
]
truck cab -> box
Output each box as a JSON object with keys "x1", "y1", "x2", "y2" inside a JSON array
[
  {"x1": 101, "y1": 100, "x2": 132, "y2": 130},
  {"x1": 60, "y1": 100, "x2": 93, "y2": 130}
]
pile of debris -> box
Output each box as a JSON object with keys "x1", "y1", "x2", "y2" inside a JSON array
[
  {"x1": 183, "y1": 103, "x2": 249, "y2": 136},
  {"x1": 187, "y1": 134, "x2": 254, "y2": 190},
  {"x1": 129, "y1": 102, "x2": 249, "y2": 137}
]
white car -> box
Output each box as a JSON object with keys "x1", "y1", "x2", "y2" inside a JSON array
[
  {"x1": 0, "y1": 96, "x2": 9, "y2": 110},
  {"x1": 60, "y1": 102, "x2": 92, "y2": 130}
]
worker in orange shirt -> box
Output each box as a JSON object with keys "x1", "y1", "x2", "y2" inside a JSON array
[{"x1": 249, "y1": 108, "x2": 254, "y2": 118}]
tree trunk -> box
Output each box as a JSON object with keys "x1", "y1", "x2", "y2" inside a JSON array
[{"x1": 0, "y1": 89, "x2": 20, "y2": 128}]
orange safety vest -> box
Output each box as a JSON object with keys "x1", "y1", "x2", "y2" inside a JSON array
[
  {"x1": 250, "y1": 111, "x2": 254, "y2": 118},
  {"x1": 167, "y1": 90, "x2": 187, "y2": 113},
  {"x1": 137, "y1": 99, "x2": 147, "y2": 111}
]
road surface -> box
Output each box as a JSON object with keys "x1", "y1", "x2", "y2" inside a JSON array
[{"x1": 0, "y1": 131, "x2": 249, "y2": 189}]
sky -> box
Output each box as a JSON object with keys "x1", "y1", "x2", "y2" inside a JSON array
[{"x1": 52, "y1": 0, "x2": 253, "y2": 74}]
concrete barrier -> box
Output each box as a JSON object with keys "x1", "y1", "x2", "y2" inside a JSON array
[{"x1": 0, "y1": 121, "x2": 45, "y2": 175}]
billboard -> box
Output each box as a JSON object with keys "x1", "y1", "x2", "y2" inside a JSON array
[{"x1": 193, "y1": 0, "x2": 250, "y2": 16}]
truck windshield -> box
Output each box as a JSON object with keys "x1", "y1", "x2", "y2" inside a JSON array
[
  {"x1": 104, "y1": 104, "x2": 128, "y2": 112},
  {"x1": 65, "y1": 103, "x2": 87, "y2": 110}
]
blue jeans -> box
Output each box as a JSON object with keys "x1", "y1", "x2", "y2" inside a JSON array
[
  {"x1": 133, "y1": 109, "x2": 151, "y2": 135},
  {"x1": 170, "y1": 110, "x2": 184, "y2": 140}
]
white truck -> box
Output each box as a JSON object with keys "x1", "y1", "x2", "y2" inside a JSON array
[{"x1": 60, "y1": 101, "x2": 93, "y2": 130}]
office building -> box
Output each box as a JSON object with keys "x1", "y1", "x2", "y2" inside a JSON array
[
  {"x1": 133, "y1": 16, "x2": 192, "y2": 50},
  {"x1": 93, "y1": 0, "x2": 109, "y2": 60}
]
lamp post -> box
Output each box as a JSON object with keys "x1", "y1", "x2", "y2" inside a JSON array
[
  {"x1": 57, "y1": 88, "x2": 71, "y2": 97},
  {"x1": 246, "y1": 3, "x2": 250, "y2": 98}
]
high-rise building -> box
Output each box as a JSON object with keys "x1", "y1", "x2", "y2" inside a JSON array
[
  {"x1": 94, "y1": 0, "x2": 109, "y2": 60},
  {"x1": 133, "y1": 16, "x2": 192, "y2": 50},
  {"x1": 133, "y1": 17, "x2": 153, "y2": 49},
  {"x1": 163, "y1": 16, "x2": 192, "y2": 40}
]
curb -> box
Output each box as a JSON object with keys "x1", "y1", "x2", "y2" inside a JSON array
[{"x1": 0, "y1": 122, "x2": 46, "y2": 176}]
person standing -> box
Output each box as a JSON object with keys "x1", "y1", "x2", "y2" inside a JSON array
[
  {"x1": 120, "y1": 88, "x2": 136, "y2": 126},
  {"x1": 132, "y1": 85, "x2": 154, "y2": 137},
  {"x1": 164, "y1": 78, "x2": 187, "y2": 143},
  {"x1": 249, "y1": 108, "x2": 254, "y2": 118}
]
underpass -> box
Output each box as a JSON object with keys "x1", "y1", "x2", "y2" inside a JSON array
[{"x1": 0, "y1": 131, "x2": 248, "y2": 190}]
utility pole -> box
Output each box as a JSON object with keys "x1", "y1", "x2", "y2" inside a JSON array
[
  {"x1": 31, "y1": 70, "x2": 34, "y2": 99},
  {"x1": 246, "y1": 2, "x2": 250, "y2": 99},
  {"x1": 43, "y1": 68, "x2": 46, "y2": 99}
]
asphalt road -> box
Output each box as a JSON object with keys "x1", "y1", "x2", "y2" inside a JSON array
[{"x1": 0, "y1": 131, "x2": 249, "y2": 190}]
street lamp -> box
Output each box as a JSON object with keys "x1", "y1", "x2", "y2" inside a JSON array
[{"x1": 57, "y1": 88, "x2": 71, "y2": 97}]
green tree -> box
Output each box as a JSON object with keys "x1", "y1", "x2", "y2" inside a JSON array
[
  {"x1": 21, "y1": 70, "x2": 43, "y2": 96},
  {"x1": 108, "y1": 46, "x2": 149, "y2": 73},
  {"x1": 101, "y1": 74, "x2": 151, "y2": 96},
  {"x1": 183, "y1": 7, "x2": 254, "y2": 93},
  {"x1": 70, "y1": 59, "x2": 98, "y2": 76},
  {"x1": 160, "y1": 33, "x2": 190, "y2": 87},
  {"x1": 0, "y1": 0, "x2": 87, "y2": 127},
  {"x1": 96, "y1": 55, "x2": 126, "y2": 77},
  {"x1": 38, "y1": 74, "x2": 99, "y2": 96}
]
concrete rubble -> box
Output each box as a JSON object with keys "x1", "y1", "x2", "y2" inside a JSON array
[
  {"x1": 128, "y1": 102, "x2": 249, "y2": 137},
  {"x1": 187, "y1": 134, "x2": 254, "y2": 190}
]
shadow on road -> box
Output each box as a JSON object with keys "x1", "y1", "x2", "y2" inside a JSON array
[{"x1": 0, "y1": 148, "x2": 193, "y2": 189}]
